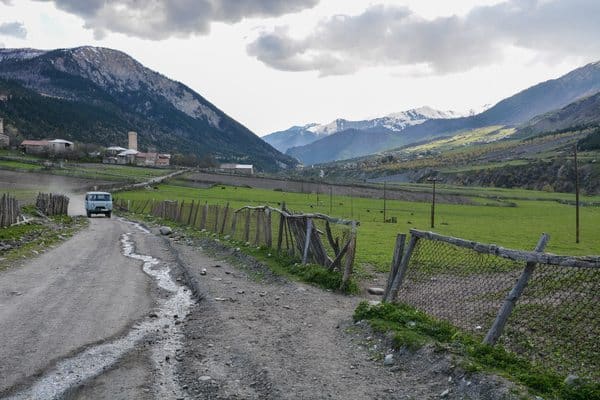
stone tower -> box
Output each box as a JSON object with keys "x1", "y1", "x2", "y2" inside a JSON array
[{"x1": 128, "y1": 131, "x2": 138, "y2": 151}]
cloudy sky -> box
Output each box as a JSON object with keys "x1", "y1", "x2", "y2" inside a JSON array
[{"x1": 0, "y1": 0, "x2": 598, "y2": 135}]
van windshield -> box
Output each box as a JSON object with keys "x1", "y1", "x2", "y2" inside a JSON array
[{"x1": 89, "y1": 194, "x2": 111, "y2": 201}]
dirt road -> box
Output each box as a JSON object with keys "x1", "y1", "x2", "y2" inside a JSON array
[
  {"x1": 0, "y1": 216, "x2": 194, "y2": 399},
  {"x1": 0, "y1": 214, "x2": 519, "y2": 399}
]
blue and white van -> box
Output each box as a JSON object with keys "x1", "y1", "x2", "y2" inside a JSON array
[{"x1": 84, "y1": 191, "x2": 113, "y2": 218}]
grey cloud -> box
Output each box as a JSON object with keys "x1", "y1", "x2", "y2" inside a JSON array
[
  {"x1": 32, "y1": 0, "x2": 319, "y2": 40},
  {"x1": 247, "y1": 0, "x2": 600, "y2": 75},
  {"x1": 0, "y1": 22, "x2": 27, "y2": 39}
]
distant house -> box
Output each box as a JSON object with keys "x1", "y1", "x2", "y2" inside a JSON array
[
  {"x1": 220, "y1": 163, "x2": 254, "y2": 175},
  {"x1": 20, "y1": 139, "x2": 73, "y2": 154},
  {"x1": 116, "y1": 149, "x2": 139, "y2": 164},
  {"x1": 20, "y1": 140, "x2": 49, "y2": 154},
  {"x1": 48, "y1": 139, "x2": 73, "y2": 153},
  {"x1": 135, "y1": 152, "x2": 171, "y2": 167}
]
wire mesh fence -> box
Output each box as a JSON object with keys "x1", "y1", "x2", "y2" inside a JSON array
[
  {"x1": 386, "y1": 229, "x2": 599, "y2": 381},
  {"x1": 115, "y1": 198, "x2": 358, "y2": 289}
]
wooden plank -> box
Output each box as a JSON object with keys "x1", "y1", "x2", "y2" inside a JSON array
[
  {"x1": 200, "y1": 202, "x2": 208, "y2": 230},
  {"x1": 340, "y1": 221, "x2": 357, "y2": 290},
  {"x1": 383, "y1": 234, "x2": 406, "y2": 302},
  {"x1": 187, "y1": 200, "x2": 195, "y2": 225},
  {"x1": 254, "y1": 210, "x2": 261, "y2": 246},
  {"x1": 483, "y1": 233, "x2": 549, "y2": 345},
  {"x1": 214, "y1": 204, "x2": 220, "y2": 232},
  {"x1": 277, "y1": 209, "x2": 285, "y2": 254},
  {"x1": 325, "y1": 221, "x2": 340, "y2": 255},
  {"x1": 244, "y1": 209, "x2": 251, "y2": 242},
  {"x1": 220, "y1": 202, "x2": 229, "y2": 234},
  {"x1": 302, "y1": 218, "x2": 313, "y2": 265},
  {"x1": 230, "y1": 212, "x2": 238, "y2": 237},
  {"x1": 265, "y1": 208, "x2": 272, "y2": 248}
]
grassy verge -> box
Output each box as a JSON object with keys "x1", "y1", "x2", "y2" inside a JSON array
[
  {"x1": 0, "y1": 212, "x2": 89, "y2": 271},
  {"x1": 118, "y1": 209, "x2": 359, "y2": 294},
  {"x1": 353, "y1": 301, "x2": 600, "y2": 400}
]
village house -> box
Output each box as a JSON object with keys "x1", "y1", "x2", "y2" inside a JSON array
[
  {"x1": 20, "y1": 139, "x2": 73, "y2": 154},
  {"x1": 102, "y1": 131, "x2": 171, "y2": 167},
  {"x1": 20, "y1": 140, "x2": 49, "y2": 154}
]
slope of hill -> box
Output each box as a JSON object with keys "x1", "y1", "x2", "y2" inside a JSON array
[
  {"x1": 288, "y1": 61, "x2": 600, "y2": 165},
  {"x1": 517, "y1": 91, "x2": 600, "y2": 137},
  {"x1": 263, "y1": 107, "x2": 463, "y2": 153},
  {"x1": 0, "y1": 46, "x2": 296, "y2": 171}
]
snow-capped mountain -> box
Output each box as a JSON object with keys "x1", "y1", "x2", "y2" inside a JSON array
[{"x1": 263, "y1": 106, "x2": 465, "y2": 152}]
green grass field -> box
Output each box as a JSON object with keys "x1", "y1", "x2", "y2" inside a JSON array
[{"x1": 115, "y1": 180, "x2": 600, "y2": 273}]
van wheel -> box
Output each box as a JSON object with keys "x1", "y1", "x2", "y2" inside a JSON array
[
  {"x1": 106, "y1": 211, "x2": 111, "y2": 218},
  {"x1": 87, "y1": 212, "x2": 91, "y2": 218}
]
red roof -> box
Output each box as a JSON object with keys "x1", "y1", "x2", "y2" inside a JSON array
[{"x1": 21, "y1": 140, "x2": 49, "y2": 146}]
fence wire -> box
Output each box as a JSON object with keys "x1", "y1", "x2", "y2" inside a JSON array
[{"x1": 397, "y1": 237, "x2": 599, "y2": 380}]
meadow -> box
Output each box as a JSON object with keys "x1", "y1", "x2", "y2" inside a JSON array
[{"x1": 116, "y1": 178, "x2": 600, "y2": 273}]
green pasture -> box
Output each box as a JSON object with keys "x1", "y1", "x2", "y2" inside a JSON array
[
  {"x1": 116, "y1": 181, "x2": 600, "y2": 272},
  {"x1": 0, "y1": 159, "x2": 175, "y2": 182}
]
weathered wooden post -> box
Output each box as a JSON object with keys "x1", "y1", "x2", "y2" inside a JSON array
[
  {"x1": 230, "y1": 211, "x2": 238, "y2": 237},
  {"x1": 200, "y1": 202, "x2": 208, "y2": 229},
  {"x1": 265, "y1": 207, "x2": 272, "y2": 248},
  {"x1": 214, "y1": 204, "x2": 220, "y2": 232},
  {"x1": 277, "y1": 204, "x2": 286, "y2": 254},
  {"x1": 220, "y1": 202, "x2": 229, "y2": 234},
  {"x1": 386, "y1": 233, "x2": 419, "y2": 302},
  {"x1": 244, "y1": 208, "x2": 251, "y2": 242},
  {"x1": 383, "y1": 234, "x2": 407, "y2": 302},
  {"x1": 340, "y1": 220, "x2": 357, "y2": 290},
  {"x1": 187, "y1": 200, "x2": 195, "y2": 225},
  {"x1": 302, "y1": 218, "x2": 313, "y2": 265},
  {"x1": 483, "y1": 233, "x2": 549, "y2": 345},
  {"x1": 254, "y1": 209, "x2": 262, "y2": 246}
]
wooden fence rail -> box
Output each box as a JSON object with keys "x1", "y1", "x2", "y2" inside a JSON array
[
  {"x1": 0, "y1": 193, "x2": 21, "y2": 227},
  {"x1": 115, "y1": 198, "x2": 359, "y2": 290},
  {"x1": 35, "y1": 193, "x2": 69, "y2": 216}
]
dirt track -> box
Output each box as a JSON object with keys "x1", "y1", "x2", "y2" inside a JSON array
[{"x1": 0, "y1": 214, "x2": 520, "y2": 399}]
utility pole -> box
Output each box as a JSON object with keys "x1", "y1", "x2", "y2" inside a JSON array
[
  {"x1": 574, "y1": 145, "x2": 580, "y2": 243},
  {"x1": 383, "y1": 181, "x2": 387, "y2": 223},
  {"x1": 427, "y1": 177, "x2": 439, "y2": 229}
]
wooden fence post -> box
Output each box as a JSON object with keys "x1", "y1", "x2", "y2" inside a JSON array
[
  {"x1": 387, "y1": 234, "x2": 419, "y2": 302},
  {"x1": 265, "y1": 208, "x2": 272, "y2": 248},
  {"x1": 230, "y1": 212, "x2": 238, "y2": 237},
  {"x1": 302, "y1": 218, "x2": 313, "y2": 264},
  {"x1": 254, "y1": 210, "x2": 262, "y2": 246},
  {"x1": 277, "y1": 208, "x2": 285, "y2": 254},
  {"x1": 214, "y1": 205, "x2": 220, "y2": 232},
  {"x1": 220, "y1": 202, "x2": 229, "y2": 234},
  {"x1": 483, "y1": 233, "x2": 549, "y2": 345},
  {"x1": 244, "y1": 209, "x2": 251, "y2": 242},
  {"x1": 187, "y1": 200, "x2": 195, "y2": 225},
  {"x1": 201, "y1": 202, "x2": 208, "y2": 229},
  {"x1": 192, "y1": 201, "x2": 200, "y2": 227},
  {"x1": 340, "y1": 221, "x2": 357, "y2": 290},
  {"x1": 383, "y1": 234, "x2": 406, "y2": 302}
]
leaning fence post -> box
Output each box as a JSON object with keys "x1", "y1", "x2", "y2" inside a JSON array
[
  {"x1": 483, "y1": 233, "x2": 549, "y2": 345},
  {"x1": 387, "y1": 233, "x2": 419, "y2": 302},
  {"x1": 383, "y1": 234, "x2": 406, "y2": 302},
  {"x1": 302, "y1": 218, "x2": 313, "y2": 265},
  {"x1": 220, "y1": 202, "x2": 229, "y2": 234},
  {"x1": 340, "y1": 220, "x2": 357, "y2": 291},
  {"x1": 265, "y1": 207, "x2": 272, "y2": 248}
]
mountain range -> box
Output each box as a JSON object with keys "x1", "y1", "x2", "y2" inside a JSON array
[
  {"x1": 263, "y1": 107, "x2": 467, "y2": 153},
  {"x1": 274, "y1": 61, "x2": 600, "y2": 165},
  {"x1": 0, "y1": 46, "x2": 296, "y2": 172}
]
